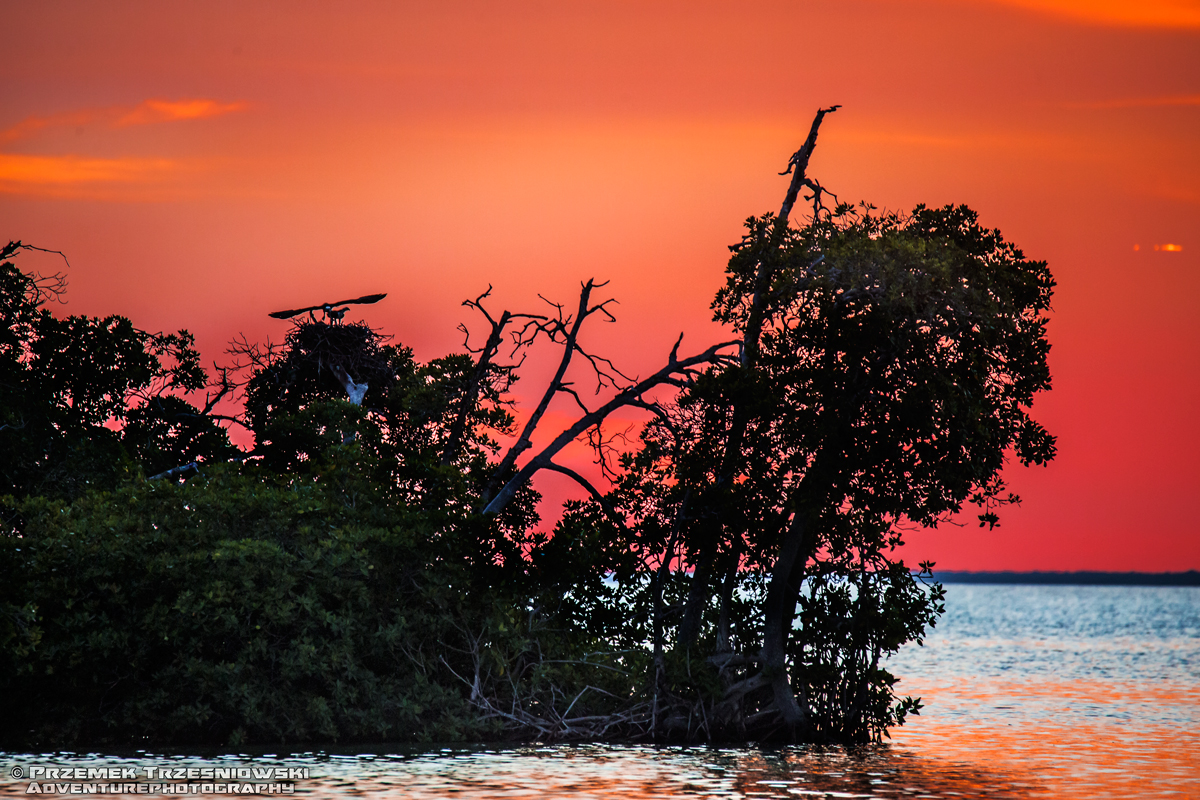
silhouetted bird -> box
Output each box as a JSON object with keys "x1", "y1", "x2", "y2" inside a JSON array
[{"x1": 268, "y1": 293, "x2": 387, "y2": 323}]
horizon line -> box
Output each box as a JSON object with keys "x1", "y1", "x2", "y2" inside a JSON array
[{"x1": 923, "y1": 569, "x2": 1199, "y2": 586}]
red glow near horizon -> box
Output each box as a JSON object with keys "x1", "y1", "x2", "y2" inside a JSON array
[{"x1": 1, "y1": 1, "x2": 1196, "y2": 571}]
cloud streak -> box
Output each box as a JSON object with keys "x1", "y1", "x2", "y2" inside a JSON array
[
  {"x1": 985, "y1": 0, "x2": 1200, "y2": 28},
  {"x1": 116, "y1": 99, "x2": 247, "y2": 127},
  {"x1": 0, "y1": 98, "x2": 243, "y2": 194},
  {"x1": 1, "y1": 98, "x2": 246, "y2": 144},
  {"x1": 0, "y1": 154, "x2": 180, "y2": 193}
]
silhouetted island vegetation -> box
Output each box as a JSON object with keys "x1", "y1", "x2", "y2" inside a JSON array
[{"x1": 0, "y1": 109, "x2": 1057, "y2": 749}]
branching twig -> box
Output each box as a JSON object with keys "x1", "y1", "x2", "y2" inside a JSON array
[
  {"x1": 483, "y1": 279, "x2": 609, "y2": 504},
  {"x1": 483, "y1": 336, "x2": 738, "y2": 516},
  {"x1": 542, "y1": 461, "x2": 629, "y2": 534}
]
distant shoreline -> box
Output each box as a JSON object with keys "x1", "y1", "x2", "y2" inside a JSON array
[{"x1": 930, "y1": 570, "x2": 1200, "y2": 586}]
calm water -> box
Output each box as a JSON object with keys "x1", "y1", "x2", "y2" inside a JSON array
[{"x1": 3, "y1": 585, "x2": 1198, "y2": 798}]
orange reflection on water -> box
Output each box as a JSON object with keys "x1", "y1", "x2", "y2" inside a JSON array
[
  {"x1": 888, "y1": 677, "x2": 1200, "y2": 800},
  {"x1": 0, "y1": 747, "x2": 1044, "y2": 800},
  {"x1": 1, "y1": 680, "x2": 1194, "y2": 799}
]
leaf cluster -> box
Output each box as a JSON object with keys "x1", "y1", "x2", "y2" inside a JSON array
[
  {"x1": 0, "y1": 246, "x2": 234, "y2": 499},
  {"x1": 0, "y1": 459, "x2": 503, "y2": 748}
]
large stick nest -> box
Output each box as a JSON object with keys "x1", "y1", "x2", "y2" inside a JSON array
[{"x1": 282, "y1": 320, "x2": 395, "y2": 397}]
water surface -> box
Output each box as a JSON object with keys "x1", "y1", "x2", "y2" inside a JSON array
[
  {"x1": 883, "y1": 584, "x2": 1200, "y2": 798},
  {"x1": 3, "y1": 585, "x2": 1197, "y2": 798}
]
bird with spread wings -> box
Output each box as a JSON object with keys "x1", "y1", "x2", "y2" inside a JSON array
[{"x1": 268, "y1": 293, "x2": 387, "y2": 323}]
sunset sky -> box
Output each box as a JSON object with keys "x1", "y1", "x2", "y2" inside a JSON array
[{"x1": 3, "y1": 1, "x2": 1197, "y2": 571}]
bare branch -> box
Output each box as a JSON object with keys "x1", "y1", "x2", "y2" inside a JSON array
[
  {"x1": 201, "y1": 365, "x2": 236, "y2": 416},
  {"x1": 802, "y1": 177, "x2": 840, "y2": 222},
  {"x1": 3, "y1": 241, "x2": 71, "y2": 306},
  {"x1": 574, "y1": 343, "x2": 635, "y2": 389},
  {"x1": 778, "y1": 105, "x2": 840, "y2": 226},
  {"x1": 5, "y1": 241, "x2": 72, "y2": 270},
  {"x1": 483, "y1": 280, "x2": 605, "y2": 503},
  {"x1": 181, "y1": 409, "x2": 250, "y2": 427},
  {"x1": 483, "y1": 338, "x2": 739, "y2": 516},
  {"x1": 557, "y1": 383, "x2": 593, "y2": 417},
  {"x1": 542, "y1": 460, "x2": 629, "y2": 534},
  {"x1": 585, "y1": 421, "x2": 634, "y2": 481}
]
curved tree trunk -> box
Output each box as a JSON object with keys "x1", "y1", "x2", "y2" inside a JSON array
[
  {"x1": 760, "y1": 512, "x2": 812, "y2": 736},
  {"x1": 676, "y1": 106, "x2": 840, "y2": 647}
]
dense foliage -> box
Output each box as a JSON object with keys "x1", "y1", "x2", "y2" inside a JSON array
[
  {"x1": 0, "y1": 140, "x2": 1055, "y2": 747},
  {"x1": 0, "y1": 242, "x2": 235, "y2": 498},
  {"x1": 2, "y1": 462, "x2": 482, "y2": 745},
  {"x1": 533, "y1": 202, "x2": 1055, "y2": 742}
]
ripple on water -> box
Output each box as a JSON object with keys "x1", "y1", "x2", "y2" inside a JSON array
[{"x1": 0, "y1": 745, "x2": 1058, "y2": 800}]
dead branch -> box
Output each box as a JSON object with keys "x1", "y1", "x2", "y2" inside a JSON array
[
  {"x1": 446, "y1": 287, "x2": 550, "y2": 464},
  {"x1": 482, "y1": 279, "x2": 607, "y2": 504},
  {"x1": 584, "y1": 421, "x2": 634, "y2": 482},
  {"x1": 176, "y1": 412, "x2": 251, "y2": 431},
  {"x1": 676, "y1": 106, "x2": 840, "y2": 655},
  {"x1": 3, "y1": 241, "x2": 71, "y2": 307},
  {"x1": 483, "y1": 336, "x2": 738, "y2": 516},
  {"x1": 225, "y1": 333, "x2": 286, "y2": 375},
  {"x1": 778, "y1": 105, "x2": 840, "y2": 226},
  {"x1": 201, "y1": 365, "x2": 236, "y2": 416},
  {"x1": 542, "y1": 461, "x2": 629, "y2": 534}
]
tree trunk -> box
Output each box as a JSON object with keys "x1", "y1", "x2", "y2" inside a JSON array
[
  {"x1": 761, "y1": 512, "x2": 811, "y2": 736},
  {"x1": 715, "y1": 558, "x2": 738, "y2": 654},
  {"x1": 677, "y1": 555, "x2": 712, "y2": 649}
]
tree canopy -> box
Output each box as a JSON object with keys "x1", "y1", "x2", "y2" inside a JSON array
[
  {"x1": 0, "y1": 242, "x2": 234, "y2": 499},
  {"x1": 0, "y1": 110, "x2": 1055, "y2": 747},
  {"x1": 591, "y1": 200, "x2": 1056, "y2": 740}
]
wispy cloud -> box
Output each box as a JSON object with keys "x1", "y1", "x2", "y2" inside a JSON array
[
  {"x1": 1, "y1": 110, "x2": 97, "y2": 145},
  {"x1": 1, "y1": 98, "x2": 247, "y2": 144},
  {"x1": 985, "y1": 0, "x2": 1200, "y2": 29},
  {"x1": 0, "y1": 98, "x2": 244, "y2": 195},
  {"x1": 116, "y1": 99, "x2": 247, "y2": 127},
  {"x1": 0, "y1": 154, "x2": 180, "y2": 192}
]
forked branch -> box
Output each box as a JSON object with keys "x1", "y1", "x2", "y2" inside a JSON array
[
  {"x1": 483, "y1": 336, "x2": 737, "y2": 516},
  {"x1": 483, "y1": 279, "x2": 617, "y2": 503},
  {"x1": 777, "y1": 105, "x2": 840, "y2": 226}
]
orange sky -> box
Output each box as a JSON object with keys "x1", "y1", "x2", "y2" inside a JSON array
[{"x1": 2, "y1": 0, "x2": 1197, "y2": 570}]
